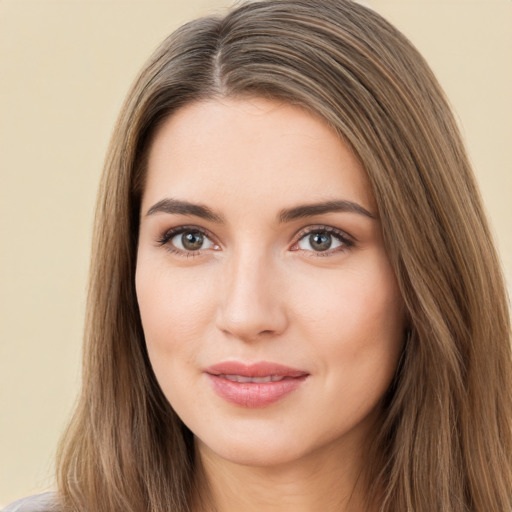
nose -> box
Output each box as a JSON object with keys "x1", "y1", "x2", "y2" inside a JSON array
[{"x1": 215, "y1": 250, "x2": 289, "y2": 342}]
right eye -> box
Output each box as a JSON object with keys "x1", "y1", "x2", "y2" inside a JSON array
[
  {"x1": 158, "y1": 227, "x2": 219, "y2": 255},
  {"x1": 172, "y1": 230, "x2": 215, "y2": 251}
]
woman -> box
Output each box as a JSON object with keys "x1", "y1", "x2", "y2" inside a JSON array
[{"x1": 6, "y1": 0, "x2": 511, "y2": 511}]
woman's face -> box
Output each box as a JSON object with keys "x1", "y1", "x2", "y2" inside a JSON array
[{"x1": 136, "y1": 97, "x2": 405, "y2": 468}]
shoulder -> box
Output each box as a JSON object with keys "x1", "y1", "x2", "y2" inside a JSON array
[{"x1": 2, "y1": 493, "x2": 57, "y2": 512}]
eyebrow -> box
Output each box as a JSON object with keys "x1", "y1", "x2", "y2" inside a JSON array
[
  {"x1": 278, "y1": 200, "x2": 376, "y2": 222},
  {"x1": 146, "y1": 198, "x2": 224, "y2": 222},
  {"x1": 145, "y1": 198, "x2": 376, "y2": 223}
]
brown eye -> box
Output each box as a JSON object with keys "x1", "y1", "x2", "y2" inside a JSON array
[
  {"x1": 169, "y1": 230, "x2": 216, "y2": 252},
  {"x1": 181, "y1": 231, "x2": 204, "y2": 250},
  {"x1": 308, "y1": 232, "x2": 332, "y2": 251},
  {"x1": 295, "y1": 227, "x2": 351, "y2": 254}
]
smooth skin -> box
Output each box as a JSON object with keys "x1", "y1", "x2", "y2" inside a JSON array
[{"x1": 136, "y1": 97, "x2": 406, "y2": 512}]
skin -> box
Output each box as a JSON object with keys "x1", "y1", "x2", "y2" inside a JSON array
[{"x1": 136, "y1": 97, "x2": 405, "y2": 512}]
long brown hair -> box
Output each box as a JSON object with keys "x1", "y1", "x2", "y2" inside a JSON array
[{"x1": 56, "y1": 1, "x2": 512, "y2": 511}]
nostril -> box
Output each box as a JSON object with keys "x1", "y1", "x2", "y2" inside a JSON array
[{"x1": 215, "y1": 262, "x2": 289, "y2": 341}]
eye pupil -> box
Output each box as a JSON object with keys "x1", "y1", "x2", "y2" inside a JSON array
[
  {"x1": 182, "y1": 231, "x2": 204, "y2": 250},
  {"x1": 309, "y1": 232, "x2": 331, "y2": 251}
]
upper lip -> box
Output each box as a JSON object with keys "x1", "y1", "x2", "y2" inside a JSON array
[{"x1": 205, "y1": 361, "x2": 309, "y2": 378}]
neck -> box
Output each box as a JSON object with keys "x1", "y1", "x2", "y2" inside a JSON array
[{"x1": 192, "y1": 437, "x2": 377, "y2": 512}]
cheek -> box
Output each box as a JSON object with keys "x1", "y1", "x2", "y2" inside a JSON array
[
  {"x1": 289, "y1": 256, "x2": 404, "y2": 377},
  {"x1": 135, "y1": 261, "x2": 221, "y2": 412},
  {"x1": 304, "y1": 270, "x2": 404, "y2": 430},
  {"x1": 135, "y1": 260, "x2": 219, "y2": 361}
]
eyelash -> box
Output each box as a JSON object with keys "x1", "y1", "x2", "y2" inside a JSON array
[
  {"x1": 156, "y1": 225, "x2": 218, "y2": 258},
  {"x1": 291, "y1": 225, "x2": 355, "y2": 257},
  {"x1": 156, "y1": 225, "x2": 355, "y2": 258}
]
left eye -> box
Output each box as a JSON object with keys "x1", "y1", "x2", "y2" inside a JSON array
[
  {"x1": 296, "y1": 230, "x2": 347, "y2": 252},
  {"x1": 170, "y1": 230, "x2": 216, "y2": 252}
]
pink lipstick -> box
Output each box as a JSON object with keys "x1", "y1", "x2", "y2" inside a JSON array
[{"x1": 205, "y1": 361, "x2": 309, "y2": 407}]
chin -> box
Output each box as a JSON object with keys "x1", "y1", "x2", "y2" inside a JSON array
[{"x1": 196, "y1": 434, "x2": 309, "y2": 468}]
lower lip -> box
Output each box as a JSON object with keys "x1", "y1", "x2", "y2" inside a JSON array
[{"x1": 207, "y1": 374, "x2": 307, "y2": 407}]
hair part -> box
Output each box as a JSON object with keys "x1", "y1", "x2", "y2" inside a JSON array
[{"x1": 57, "y1": 1, "x2": 512, "y2": 511}]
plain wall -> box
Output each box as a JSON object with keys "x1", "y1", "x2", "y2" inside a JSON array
[{"x1": 1, "y1": 0, "x2": 510, "y2": 506}]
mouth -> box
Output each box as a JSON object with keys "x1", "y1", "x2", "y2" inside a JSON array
[
  {"x1": 204, "y1": 361, "x2": 309, "y2": 407},
  {"x1": 216, "y1": 374, "x2": 290, "y2": 383}
]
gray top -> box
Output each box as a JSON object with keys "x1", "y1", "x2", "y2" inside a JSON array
[{"x1": 1, "y1": 493, "x2": 57, "y2": 512}]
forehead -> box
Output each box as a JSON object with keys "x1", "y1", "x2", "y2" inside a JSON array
[{"x1": 143, "y1": 97, "x2": 375, "y2": 215}]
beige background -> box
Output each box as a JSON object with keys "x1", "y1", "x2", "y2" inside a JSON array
[{"x1": 1, "y1": 0, "x2": 510, "y2": 506}]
